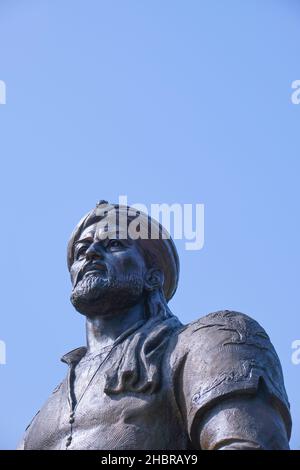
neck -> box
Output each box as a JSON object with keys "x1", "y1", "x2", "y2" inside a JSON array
[{"x1": 85, "y1": 301, "x2": 145, "y2": 354}]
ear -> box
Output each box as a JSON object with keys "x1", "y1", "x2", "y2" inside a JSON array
[{"x1": 144, "y1": 268, "x2": 164, "y2": 292}]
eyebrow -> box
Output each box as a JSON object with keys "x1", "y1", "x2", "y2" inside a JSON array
[
  {"x1": 98, "y1": 231, "x2": 129, "y2": 240},
  {"x1": 74, "y1": 237, "x2": 94, "y2": 246},
  {"x1": 74, "y1": 233, "x2": 133, "y2": 248}
]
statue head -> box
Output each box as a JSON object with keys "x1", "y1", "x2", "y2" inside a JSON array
[{"x1": 67, "y1": 201, "x2": 179, "y2": 319}]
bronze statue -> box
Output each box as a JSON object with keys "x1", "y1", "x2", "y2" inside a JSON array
[{"x1": 18, "y1": 201, "x2": 292, "y2": 450}]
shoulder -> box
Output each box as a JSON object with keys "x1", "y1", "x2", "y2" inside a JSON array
[
  {"x1": 178, "y1": 309, "x2": 271, "y2": 350},
  {"x1": 176, "y1": 309, "x2": 284, "y2": 384},
  {"x1": 181, "y1": 309, "x2": 266, "y2": 337},
  {"x1": 172, "y1": 310, "x2": 291, "y2": 439},
  {"x1": 174, "y1": 309, "x2": 275, "y2": 367}
]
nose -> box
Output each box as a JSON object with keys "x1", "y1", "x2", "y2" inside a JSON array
[{"x1": 85, "y1": 242, "x2": 104, "y2": 261}]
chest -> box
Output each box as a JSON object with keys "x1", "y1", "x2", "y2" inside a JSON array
[{"x1": 24, "y1": 370, "x2": 187, "y2": 450}]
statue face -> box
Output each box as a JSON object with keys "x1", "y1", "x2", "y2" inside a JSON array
[{"x1": 70, "y1": 223, "x2": 147, "y2": 317}]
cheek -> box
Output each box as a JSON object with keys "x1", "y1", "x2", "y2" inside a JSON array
[
  {"x1": 111, "y1": 253, "x2": 145, "y2": 275},
  {"x1": 70, "y1": 261, "x2": 83, "y2": 285}
]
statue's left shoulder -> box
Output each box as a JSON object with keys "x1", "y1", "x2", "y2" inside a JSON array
[
  {"x1": 180, "y1": 309, "x2": 275, "y2": 354},
  {"x1": 173, "y1": 310, "x2": 291, "y2": 442}
]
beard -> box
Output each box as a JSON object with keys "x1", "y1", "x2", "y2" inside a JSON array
[{"x1": 70, "y1": 271, "x2": 144, "y2": 316}]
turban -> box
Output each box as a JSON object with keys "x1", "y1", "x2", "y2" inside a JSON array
[{"x1": 67, "y1": 201, "x2": 180, "y2": 301}]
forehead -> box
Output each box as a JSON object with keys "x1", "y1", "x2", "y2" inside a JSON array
[{"x1": 78, "y1": 222, "x2": 130, "y2": 242}]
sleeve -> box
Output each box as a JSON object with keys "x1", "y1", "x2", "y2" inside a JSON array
[
  {"x1": 16, "y1": 437, "x2": 25, "y2": 450},
  {"x1": 16, "y1": 409, "x2": 41, "y2": 450},
  {"x1": 173, "y1": 310, "x2": 292, "y2": 447},
  {"x1": 198, "y1": 390, "x2": 290, "y2": 449}
]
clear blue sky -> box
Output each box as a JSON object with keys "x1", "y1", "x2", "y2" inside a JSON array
[{"x1": 0, "y1": 0, "x2": 299, "y2": 449}]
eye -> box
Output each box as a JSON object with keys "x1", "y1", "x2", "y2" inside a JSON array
[
  {"x1": 108, "y1": 239, "x2": 123, "y2": 249},
  {"x1": 76, "y1": 245, "x2": 88, "y2": 259}
]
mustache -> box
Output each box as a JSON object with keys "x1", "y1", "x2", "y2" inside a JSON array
[{"x1": 75, "y1": 261, "x2": 107, "y2": 286}]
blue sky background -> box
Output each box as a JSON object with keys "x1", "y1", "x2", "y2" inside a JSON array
[{"x1": 0, "y1": 0, "x2": 299, "y2": 449}]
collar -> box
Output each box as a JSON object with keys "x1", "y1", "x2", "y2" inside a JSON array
[
  {"x1": 61, "y1": 347, "x2": 87, "y2": 365},
  {"x1": 60, "y1": 318, "x2": 147, "y2": 366}
]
